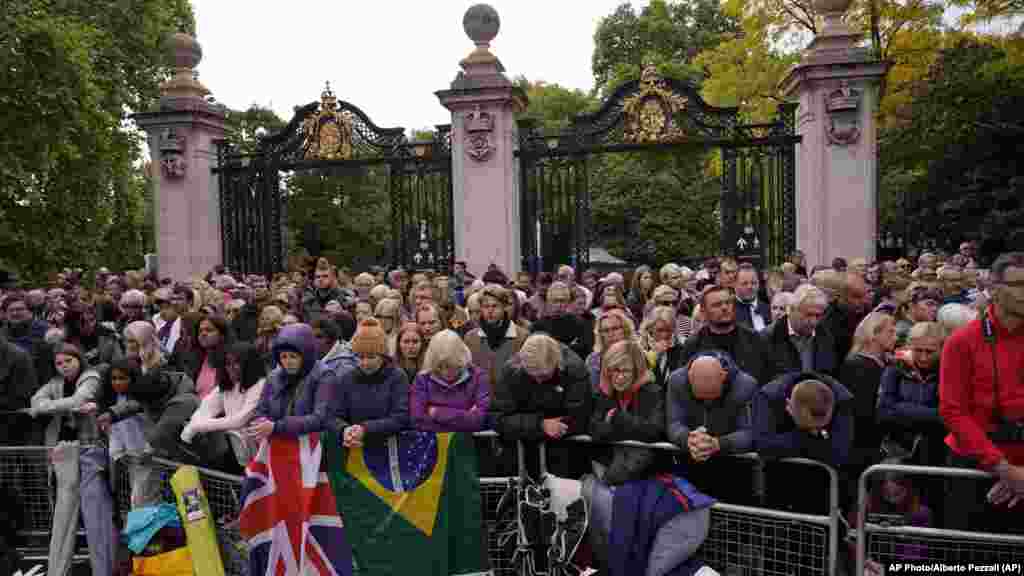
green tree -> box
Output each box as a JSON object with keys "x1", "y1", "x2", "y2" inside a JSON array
[
  {"x1": 514, "y1": 78, "x2": 597, "y2": 131},
  {"x1": 283, "y1": 166, "x2": 392, "y2": 271},
  {"x1": 592, "y1": 0, "x2": 739, "y2": 94},
  {"x1": 223, "y1": 105, "x2": 287, "y2": 155},
  {"x1": 0, "y1": 0, "x2": 195, "y2": 282},
  {"x1": 881, "y1": 36, "x2": 1024, "y2": 258}
]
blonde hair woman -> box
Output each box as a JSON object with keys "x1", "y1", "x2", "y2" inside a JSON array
[
  {"x1": 641, "y1": 305, "x2": 685, "y2": 388},
  {"x1": 410, "y1": 330, "x2": 489, "y2": 432},
  {"x1": 584, "y1": 339, "x2": 712, "y2": 575},
  {"x1": 375, "y1": 297, "x2": 402, "y2": 357},
  {"x1": 840, "y1": 311, "x2": 897, "y2": 467},
  {"x1": 493, "y1": 333, "x2": 589, "y2": 480},
  {"x1": 124, "y1": 321, "x2": 165, "y2": 373},
  {"x1": 876, "y1": 321, "x2": 946, "y2": 465},
  {"x1": 587, "y1": 309, "x2": 637, "y2": 392}
]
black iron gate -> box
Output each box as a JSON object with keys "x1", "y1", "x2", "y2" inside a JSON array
[
  {"x1": 516, "y1": 66, "x2": 798, "y2": 271},
  {"x1": 215, "y1": 86, "x2": 453, "y2": 276}
]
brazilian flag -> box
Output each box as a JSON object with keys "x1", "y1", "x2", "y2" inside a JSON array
[{"x1": 324, "y1": 430, "x2": 489, "y2": 576}]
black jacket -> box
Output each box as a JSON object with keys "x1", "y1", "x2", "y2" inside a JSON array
[
  {"x1": 821, "y1": 303, "x2": 859, "y2": 365},
  {"x1": 679, "y1": 324, "x2": 764, "y2": 385},
  {"x1": 493, "y1": 345, "x2": 590, "y2": 441},
  {"x1": 531, "y1": 314, "x2": 594, "y2": 365},
  {"x1": 589, "y1": 378, "x2": 667, "y2": 485},
  {"x1": 0, "y1": 336, "x2": 37, "y2": 412},
  {"x1": 651, "y1": 342, "x2": 687, "y2": 391},
  {"x1": 759, "y1": 316, "x2": 838, "y2": 384},
  {"x1": 493, "y1": 344, "x2": 591, "y2": 478},
  {"x1": 839, "y1": 353, "x2": 888, "y2": 457},
  {"x1": 735, "y1": 298, "x2": 771, "y2": 332},
  {"x1": 232, "y1": 303, "x2": 261, "y2": 343}
]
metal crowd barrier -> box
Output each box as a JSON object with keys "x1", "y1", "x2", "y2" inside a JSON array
[
  {"x1": 2, "y1": 435, "x2": 842, "y2": 576},
  {"x1": 0, "y1": 446, "x2": 54, "y2": 538},
  {"x1": 856, "y1": 463, "x2": 1024, "y2": 575}
]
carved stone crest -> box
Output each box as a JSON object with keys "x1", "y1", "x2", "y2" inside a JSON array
[
  {"x1": 825, "y1": 81, "x2": 861, "y2": 146},
  {"x1": 464, "y1": 105, "x2": 495, "y2": 162},
  {"x1": 623, "y1": 65, "x2": 689, "y2": 144},
  {"x1": 159, "y1": 128, "x2": 187, "y2": 178},
  {"x1": 302, "y1": 83, "x2": 354, "y2": 160}
]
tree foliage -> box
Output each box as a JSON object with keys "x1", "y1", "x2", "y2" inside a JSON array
[
  {"x1": 223, "y1": 104, "x2": 287, "y2": 155},
  {"x1": 695, "y1": 0, "x2": 944, "y2": 122},
  {"x1": 592, "y1": 0, "x2": 739, "y2": 95},
  {"x1": 0, "y1": 0, "x2": 194, "y2": 282},
  {"x1": 283, "y1": 167, "x2": 392, "y2": 272},
  {"x1": 881, "y1": 36, "x2": 1024, "y2": 258},
  {"x1": 951, "y1": 0, "x2": 1024, "y2": 21},
  {"x1": 515, "y1": 78, "x2": 597, "y2": 131}
]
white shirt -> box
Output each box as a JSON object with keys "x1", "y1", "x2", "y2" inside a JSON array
[
  {"x1": 152, "y1": 313, "x2": 182, "y2": 355},
  {"x1": 738, "y1": 297, "x2": 767, "y2": 332}
]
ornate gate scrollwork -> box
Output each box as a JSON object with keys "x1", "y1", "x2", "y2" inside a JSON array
[
  {"x1": 516, "y1": 65, "x2": 799, "y2": 271},
  {"x1": 216, "y1": 84, "x2": 453, "y2": 276}
]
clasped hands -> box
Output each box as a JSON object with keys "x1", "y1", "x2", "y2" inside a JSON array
[
  {"x1": 342, "y1": 425, "x2": 365, "y2": 448},
  {"x1": 687, "y1": 427, "x2": 720, "y2": 462}
]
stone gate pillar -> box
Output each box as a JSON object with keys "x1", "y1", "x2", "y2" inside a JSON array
[
  {"x1": 133, "y1": 32, "x2": 226, "y2": 281},
  {"x1": 780, "y1": 0, "x2": 889, "y2": 268},
  {"x1": 436, "y1": 5, "x2": 527, "y2": 277}
]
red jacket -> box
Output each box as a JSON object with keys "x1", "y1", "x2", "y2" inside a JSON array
[{"x1": 940, "y1": 306, "x2": 1024, "y2": 469}]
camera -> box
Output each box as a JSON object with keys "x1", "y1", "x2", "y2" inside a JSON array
[{"x1": 990, "y1": 417, "x2": 1024, "y2": 443}]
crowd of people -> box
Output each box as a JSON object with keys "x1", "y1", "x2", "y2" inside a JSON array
[{"x1": 0, "y1": 240, "x2": 1021, "y2": 575}]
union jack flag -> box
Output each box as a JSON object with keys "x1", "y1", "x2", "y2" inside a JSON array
[{"x1": 238, "y1": 434, "x2": 353, "y2": 576}]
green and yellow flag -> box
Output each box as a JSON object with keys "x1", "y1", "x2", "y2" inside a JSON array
[{"x1": 324, "y1": 430, "x2": 489, "y2": 576}]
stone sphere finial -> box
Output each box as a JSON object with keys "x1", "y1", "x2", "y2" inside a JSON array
[
  {"x1": 463, "y1": 4, "x2": 500, "y2": 47},
  {"x1": 169, "y1": 31, "x2": 203, "y2": 69}
]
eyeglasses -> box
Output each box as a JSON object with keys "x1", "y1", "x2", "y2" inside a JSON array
[{"x1": 656, "y1": 299, "x2": 678, "y2": 306}]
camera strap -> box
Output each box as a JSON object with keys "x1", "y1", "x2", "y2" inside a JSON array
[{"x1": 981, "y1": 309, "x2": 1003, "y2": 424}]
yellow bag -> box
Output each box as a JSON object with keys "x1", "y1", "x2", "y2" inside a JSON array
[
  {"x1": 170, "y1": 465, "x2": 227, "y2": 576},
  {"x1": 131, "y1": 546, "x2": 193, "y2": 575}
]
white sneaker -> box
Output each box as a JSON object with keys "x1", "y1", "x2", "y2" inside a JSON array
[{"x1": 694, "y1": 566, "x2": 722, "y2": 576}]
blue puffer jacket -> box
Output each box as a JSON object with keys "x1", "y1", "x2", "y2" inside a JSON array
[
  {"x1": 877, "y1": 364, "x2": 941, "y2": 426},
  {"x1": 332, "y1": 358, "x2": 410, "y2": 439},
  {"x1": 253, "y1": 324, "x2": 340, "y2": 436}
]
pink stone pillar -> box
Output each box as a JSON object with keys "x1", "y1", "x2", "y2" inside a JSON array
[
  {"x1": 133, "y1": 32, "x2": 226, "y2": 281},
  {"x1": 780, "y1": 1, "x2": 889, "y2": 268},
  {"x1": 436, "y1": 5, "x2": 527, "y2": 277}
]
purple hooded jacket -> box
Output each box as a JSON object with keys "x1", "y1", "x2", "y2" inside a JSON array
[
  {"x1": 410, "y1": 365, "x2": 490, "y2": 432},
  {"x1": 253, "y1": 324, "x2": 339, "y2": 436}
]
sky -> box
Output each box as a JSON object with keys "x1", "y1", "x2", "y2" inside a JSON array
[{"x1": 191, "y1": 1, "x2": 649, "y2": 134}]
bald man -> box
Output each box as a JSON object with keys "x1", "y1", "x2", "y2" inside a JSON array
[{"x1": 667, "y1": 352, "x2": 757, "y2": 504}]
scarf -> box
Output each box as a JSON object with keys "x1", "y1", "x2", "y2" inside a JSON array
[{"x1": 480, "y1": 318, "x2": 511, "y2": 350}]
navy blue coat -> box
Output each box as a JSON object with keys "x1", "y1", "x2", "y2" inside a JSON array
[
  {"x1": 331, "y1": 360, "x2": 410, "y2": 439},
  {"x1": 753, "y1": 372, "x2": 854, "y2": 468}
]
